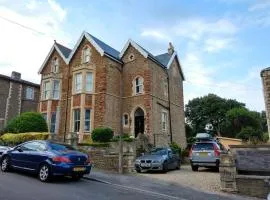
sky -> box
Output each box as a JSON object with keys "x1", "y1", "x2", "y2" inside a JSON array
[{"x1": 0, "y1": 0, "x2": 269, "y2": 112}]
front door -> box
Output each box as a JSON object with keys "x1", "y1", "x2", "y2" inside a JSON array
[{"x1": 135, "y1": 116, "x2": 144, "y2": 137}]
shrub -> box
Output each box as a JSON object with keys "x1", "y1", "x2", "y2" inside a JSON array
[
  {"x1": 111, "y1": 133, "x2": 135, "y2": 142},
  {"x1": 0, "y1": 132, "x2": 49, "y2": 146},
  {"x1": 170, "y1": 141, "x2": 181, "y2": 155},
  {"x1": 181, "y1": 149, "x2": 190, "y2": 158},
  {"x1": 91, "y1": 127, "x2": 113, "y2": 143},
  {"x1": 4, "y1": 112, "x2": 48, "y2": 133},
  {"x1": 78, "y1": 142, "x2": 110, "y2": 148}
]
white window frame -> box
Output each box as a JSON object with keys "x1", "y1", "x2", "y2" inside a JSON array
[
  {"x1": 83, "y1": 46, "x2": 90, "y2": 63},
  {"x1": 161, "y1": 111, "x2": 168, "y2": 132},
  {"x1": 43, "y1": 81, "x2": 50, "y2": 100},
  {"x1": 134, "y1": 76, "x2": 143, "y2": 95},
  {"x1": 85, "y1": 72, "x2": 93, "y2": 93},
  {"x1": 26, "y1": 87, "x2": 34, "y2": 100},
  {"x1": 84, "y1": 109, "x2": 91, "y2": 132},
  {"x1": 74, "y1": 73, "x2": 82, "y2": 93},
  {"x1": 52, "y1": 80, "x2": 60, "y2": 99},
  {"x1": 74, "y1": 109, "x2": 81, "y2": 132},
  {"x1": 52, "y1": 57, "x2": 59, "y2": 73}
]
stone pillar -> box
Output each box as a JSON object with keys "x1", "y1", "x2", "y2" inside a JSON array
[
  {"x1": 219, "y1": 154, "x2": 237, "y2": 192},
  {"x1": 261, "y1": 69, "x2": 270, "y2": 141}
]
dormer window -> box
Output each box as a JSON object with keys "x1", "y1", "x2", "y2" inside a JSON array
[
  {"x1": 82, "y1": 46, "x2": 90, "y2": 63},
  {"x1": 52, "y1": 57, "x2": 59, "y2": 73},
  {"x1": 134, "y1": 76, "x2": 144, "y2": 95}
]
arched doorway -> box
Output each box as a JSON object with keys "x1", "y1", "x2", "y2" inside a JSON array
[{"x1": 134, "y1": 107, "x2": 144, "y2": 137}]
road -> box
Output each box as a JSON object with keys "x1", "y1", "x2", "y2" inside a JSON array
[{"x1": 0, "y1": 170, "x2": 259, "y2": 200}]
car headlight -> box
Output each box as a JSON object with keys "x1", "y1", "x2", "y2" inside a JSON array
[
  {"x1": 152, "y1": 160, "x2": 162, "y2": 163},
  {"x1": 135, "y1": 159, "x2": 140, "y2": 164}
]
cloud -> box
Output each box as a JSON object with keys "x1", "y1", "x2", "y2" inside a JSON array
[
  {"x1": 141, "y1": 30, "x2": 170, "y2": 41},
  {"x1": 203, "y1": 37, "x2": 234, "y2": 53},
  {"x1": 0, "y1": 1, "x2": 70, "y2": 83},
  {"x1": 47, "y1": 0, "x2": 66, "y2": 22},
  {"x1": 249, "y1": 0, "x2": 270, "y2": 11}
]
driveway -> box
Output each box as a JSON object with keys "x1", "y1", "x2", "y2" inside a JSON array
[{"x1": 140, "y1": 165, "x2": 224, "y2": 193}]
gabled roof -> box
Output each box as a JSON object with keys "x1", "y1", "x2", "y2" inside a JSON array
[
  {"x1": 67, "y1": 31, "x2": 122, "y2": 64},
  {"x1": 155, "y1": 53, "x2": 172, "y2": 67},
  {"x1": 38, "y1": 42, "x2": 71, "y2": 74}
]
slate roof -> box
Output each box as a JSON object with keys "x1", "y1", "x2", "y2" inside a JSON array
[
  {"x1": 86, "y1": 32, "x2": 120, "y2": 61},
  {"x1": 55, "y1": 42, "x2": 72, "y2": 59},
  {"x1": 0, "y1": 74, "x2": 40, "y2": 87},
  {"x1": 155, "y1": 53, "x2": 172, "y2": 67}
]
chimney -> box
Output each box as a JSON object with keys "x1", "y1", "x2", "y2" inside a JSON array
[
  {"x1": 11, "y1": 71, "x2": 21, "y2": 80},
  {"x1": 168, "y1": 42, "x2": 174, "y2": 55}
]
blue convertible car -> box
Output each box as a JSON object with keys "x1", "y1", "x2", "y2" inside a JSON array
[{"x1": 0, "y1": 140, "x2": 91, "y2": 182}]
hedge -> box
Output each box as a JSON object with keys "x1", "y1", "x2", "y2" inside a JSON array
[
  {"x1": 78, "y1": 142, "x2": 110, "y2": 148},
  {"x1": 0, "y1": 132, "x2": 49, "y2": 146},
  {"x1": 4, "y1": 112, "x2": 48, "y2": 133},
  {"x1": 91, "y1": 127, "x2": 113, "y2": 143}
]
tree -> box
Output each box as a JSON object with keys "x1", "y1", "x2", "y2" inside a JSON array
[
  {"x1": 4, "y1": 112, "x2": 48, "y2": 133},
  {"x1": 185, "y1": 94, "x2": 245, "y2": 137},
  {"x1": 236, "y1": 126, "x2": 263, "y2": 144}
]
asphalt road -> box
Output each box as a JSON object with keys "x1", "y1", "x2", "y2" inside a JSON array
[{"x1": 0, "y1": 170, "x2": 260, "y2": 200}]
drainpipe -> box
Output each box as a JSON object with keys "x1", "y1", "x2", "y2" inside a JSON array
[
  {"x1": 167, "y1": 76, "x2": 173, "y2": 144},
  {"x1": 63, "y1": 65, "x2": 70, "y2": 143}
]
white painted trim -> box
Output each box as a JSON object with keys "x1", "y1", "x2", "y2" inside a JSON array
[
  {"x1": 119, "y1": 39, "x2": 148, "y2": 59},
  {"x1": 38, "y1": 43, "x2": 69, "y2": 74},
  {"x1": 166, "y1": 51, "x2": 185, "y2": 80},
  {"x1": 67, "y1": 31, "x2": 105, "y2": 63}
]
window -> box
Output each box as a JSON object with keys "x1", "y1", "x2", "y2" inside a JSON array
[
  {"x1": 50, "y1": 112, "x2": 56, "y2": 133},
  {"x1": 52, "y1": 80, "x2": 60, "y2": 99},
  {"x1": 44, "y1": 81, "x2": 50, "y2": 100},
  {"x1": 135, "y1": 77, "x2": 143, "y2": 94},
  {"x1": 75, "y1": 73, "x2": 82, "y2": 93},
  {"x1": 20, "y1": 141, "x2": 45, "y2": 151},
  {"x1": 86, "y1": 72, "x2": 93, "y2": 92},
  {"x1": 42, "y1": 113, "x2": 47, "y2": 122},
  {"x1": 123, "y1": 114, "x2": 129, "y2": 126},
  {"x1": 161, "y1": 111, "x2": 168, "y2": 132},
  {"x1": 52, "y1": 58, "x2": 59, "y2": 73},
  {"x1": 164, "y1": 80, "x2": 168, "y2": 98},
  {"x1": 74, "y1": 109, "x2": 80, "y2": 132},
  {"x1": 83, "y1": 46, "x2": 90, "y2": 63},
  {"x1": 84, "y1": 109, "x2": 91, "y2": 131},
  {"x1": 26, "y1": 87, "x2": 34, "y2": 100}
]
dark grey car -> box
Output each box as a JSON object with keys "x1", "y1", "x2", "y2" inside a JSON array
[
  {"x1": 134, "y1": 148, "x2": 180, "y2": 173},
  {"x1": 0, "y1": 146, "x2": 10, "y2": 157}
]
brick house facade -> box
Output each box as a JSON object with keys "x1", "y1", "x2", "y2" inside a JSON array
[
  {"x1": 38, "y1": 32, "x2": 186, "y2": 147},
  {"x1": 0, "y1": 71, "x2": 40, "y2": 131}
]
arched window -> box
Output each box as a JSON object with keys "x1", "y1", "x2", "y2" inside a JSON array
[
  {"x1": 82, "y1": 46, "x2": 90, "y2": 63},
  {"x1": 52, "y1": 57, "x2": 59, "y2": 73},
  {"x1": 134, "y1": 76, "x2": 143, "y2": 95},
  {"x1": 123, "y1": 114, "x2": 129, "y2": 126}
]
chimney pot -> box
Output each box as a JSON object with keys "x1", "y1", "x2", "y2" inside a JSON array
[
  {"x1": 168, "y1": 42, "x2": 174, "y2": 55},
  {"x1": 11, "y1": 71, "x2": 21, "y2": 80}
]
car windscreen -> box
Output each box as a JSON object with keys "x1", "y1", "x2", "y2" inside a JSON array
[
  {"x1": 192, "y1": 143, "x2": 214, "y2": 151},
  {"x1": 150, "y1": 148, "x2": 167, "y2": 155},
  {"x1": 49, "y1": 143, "x2": 75, "y2": 152}
]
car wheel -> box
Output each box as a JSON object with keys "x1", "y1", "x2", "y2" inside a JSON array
[
  {"x1": 1, "y1": 156, "x2": 10, "y2": 172},
  {"x1": 162, "y1": 162, "x2": 168, "y2": 173},
  {"x1": 38, "y1": 164, "x2": 51, "y2": 182},
  {"x1": 135, "y1": 169, "x2": 141, "y2": 173},
  {"x1": 191, "y1": 165, "x2": 199, "y2": 171},
  {"x1": 72, "y1": 174, "x2": 83, "y2": 181}
]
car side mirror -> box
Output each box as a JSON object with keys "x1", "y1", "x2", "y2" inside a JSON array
[{"x1": 16, "y1": 146, "x2": 23, "y2": 152}]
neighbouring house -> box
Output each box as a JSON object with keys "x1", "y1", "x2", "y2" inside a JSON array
[
  {"x1": 0, "y1": 71, "x2": 40, "y2": 131},
  {"x1": 38, "y1": 31, "x2": 186, "y2": 147},
  {"x1": 261, "y1": 67, "x2": 270, "y2": 140}
]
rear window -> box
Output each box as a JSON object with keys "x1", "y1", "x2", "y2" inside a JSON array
[
  {"x1": 192, "y1": 143, "x2": 214, "y2": 151},
  {"x1": 49, "y1": 143, "x2": 75, "y2": 151}
]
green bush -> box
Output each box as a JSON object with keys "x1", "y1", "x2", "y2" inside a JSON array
[
  {"x1": 111, "y1": 133, "x2": 135, "y2": 142},
  {"x1": 4, "y1": 112, "x2": 48, "y2": 133},
  {"x1": 78, "y1": 142, "x2": 110, "y2": 148},
  {"x1": 91, "y1": 127, "x2": 113, "y2": 143},
  {"x1": 181, "y1": 149, "x2": 190, "y2": 158},
  {"x1": 0, "y1": 132, "x2": 49, "y2": 146},
  {"x1": 170, "y1": 141, "x2": 181, "y2": 155}
]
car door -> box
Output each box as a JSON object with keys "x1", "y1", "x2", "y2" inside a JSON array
[{"x1": 167, "y1": 149, "x2": 174, "y2": 169}]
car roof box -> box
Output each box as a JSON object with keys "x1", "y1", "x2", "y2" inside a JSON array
[{"x1": 195, "y1": 133, "x2": 213, "y2": 141}]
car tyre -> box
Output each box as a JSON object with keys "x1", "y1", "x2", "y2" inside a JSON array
[
  {"x1": 135, "y1": 169, "x2": 141, "y2": 173},
  {"x1": 1, "y1": 156, "x2": 10, "y2": 172},
  {"x1": 162, "y1": 162, "x2": 168, "y2": 173},
  {"x1": 191, "y1": 165, "x2": 199, "y2": 171},
  {"x1": 72, "y1": 174, "x2": 83, "y2": 181},
  {"x1": 38, "y1": 164, "x2": 51, "y2": 182}
]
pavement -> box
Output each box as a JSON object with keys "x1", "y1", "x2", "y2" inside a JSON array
[{"x1": 0, "y1": 168, "x2": 262, "y2": 200}]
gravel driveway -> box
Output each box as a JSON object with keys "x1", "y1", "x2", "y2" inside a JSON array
[{"x1": 140, "y1": 164, "x2": 221, "y2": 193}]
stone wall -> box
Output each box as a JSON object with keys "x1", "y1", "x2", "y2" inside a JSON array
[{"x1": 261, "y1": 69, "x2": 270, "y2": 139}]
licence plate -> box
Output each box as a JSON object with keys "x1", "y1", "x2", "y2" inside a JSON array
[
  {"x1": 73, "y1": 167, "x2": 86, "y2": 172},
  {"x1": 199, "y1": 152, "x2": 208, "y2": 157},
  {"x1": 141, "y1": 163, "x2": 151, "y2": 167}
]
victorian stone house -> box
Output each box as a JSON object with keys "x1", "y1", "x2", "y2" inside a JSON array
[
  {"x1": 38, "y1": 31, "x2": 186, "y2": 147},
  {"x1": 0, "y1": 71, "x2": 40, "y2": 131}
]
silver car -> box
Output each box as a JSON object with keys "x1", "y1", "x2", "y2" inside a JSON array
[
  {"x1": 134, "y1": 147, "x2": 181, "y2": 173},
  {"x1": 189, "y1": 140, "x2": 226, "y2": 171}
]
